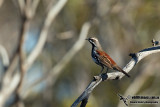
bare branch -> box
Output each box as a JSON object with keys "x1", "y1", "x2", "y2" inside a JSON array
[
  {"x1": 16, "y1": 0, "x2": 68, "y2": 97},
  {"x1": 117, "y1": 59, "x2": 158, "y2": 107},
  {"x1": 107, "y1": 45, "x2": 160, "y2": 80},
  {"x1": 0, "y1": 13, "x2": 29, "y2": 107},
  {"x1": 15, "y1": 18, "x2": 28, "y2": 107},
  {"x1": 25, "y1": 0, "x2": 68, "y2": 70},
  {"x1": 0, "y1": 45, "x2": 9, "y2": 69},
  {"x1": 80, "y1": 96, "x2": 89, "y2": 107},
  {"x1": 152, "y1": 39, "x2": 160, "y2": 46},
  {"x1": 17, "y1": 0, "x2": 25, "y2": 14},
  {"x1": 0, "y1": 0, "x2": 68, "y2": 105},
  {"x1": 0, "y1": 72, "x2": 20, "y2": 107},
  {"x1": 31, "y1": 0, "x2": 40, "y2": 17},
  {"x1": 71, "y1": 44, "x2": 160, "y2": 107},
  {"x1": 22, "y1": 22, "x2": 91, "y2": 99}
]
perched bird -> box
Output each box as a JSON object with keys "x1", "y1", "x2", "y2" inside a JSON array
[{"x1": 86, "y1": 37, "x2": 130, "y2": 77}]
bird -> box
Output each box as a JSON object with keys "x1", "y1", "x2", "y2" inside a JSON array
[{"x1": 86, "y1": 37, "x2": 130, "y2": 77}]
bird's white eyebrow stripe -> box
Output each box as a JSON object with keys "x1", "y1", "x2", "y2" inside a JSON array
[{"x1": 91, "y1": 38, "x2": 98, "y2": 41}]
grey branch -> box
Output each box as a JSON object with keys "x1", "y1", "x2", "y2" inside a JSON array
[
  {"x1": 71, "y1": 44, "x2": 160, "y2": 107},
  {"x1": 117, "y1": 58, "x2": 159, "y2": 107}
]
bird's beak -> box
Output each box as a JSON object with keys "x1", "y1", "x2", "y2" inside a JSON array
[{"x1": 85, "y1": 38, "x2": 89, "y2": 40}]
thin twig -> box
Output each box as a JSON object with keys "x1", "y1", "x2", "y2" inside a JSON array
[
  {"x1": 16, "y1": 0, "x2": 68, "y2": 105},
  {"x1": 0, "y1": 45, "x2": 9, "y2": 69},
  {"x1": 0, "y1": 0, "x2": 39, "y2": 106},
  {"x1": 21, "y1": 0, "x2": 68, "y2": 98},
  {"x1": 71, "y1": 44, "x2": 160, "y2": 107},
  {"x1": 14, "y1": 1, "x2": 36, "y2": 106},
  {"x1": 0, "y1": 0, "x2": 67, "y2": 106},
  {"x1": 15, "y1": 16, "x2": 28, "y2": 107},
  {"x1": 25, "y1": 0, "x2": 68, "y2": 70},
  {"x1": 0, "y1": 72, "x2": 20, "y2": 107},
  {"x1": 0, "y1": 17, "x2": 28, "y2": 107},
  {"x1": 22, "y1": 22, "x2": 91, "y2": 99},
  {"x1": 18, "y1": 0, "x2": 25, "y2": 14}
]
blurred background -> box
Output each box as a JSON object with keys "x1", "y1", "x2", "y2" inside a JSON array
[{"x1": 0, "y1": 0, "x2": 160, "y2": 107}]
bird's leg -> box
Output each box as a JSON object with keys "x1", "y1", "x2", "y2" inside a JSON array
[
  {"x1": 105, "y1": 68, "x2": 108, "y2": 74},
  {"x1": 100, "y1": 66, "x2": 108, "y2": 80},
  {"x1": 99, "y1": 66, "x2": 104, "y2": 77},
  {"x1": 100, "y1": 66, "x2": 104, "y2": 73}
]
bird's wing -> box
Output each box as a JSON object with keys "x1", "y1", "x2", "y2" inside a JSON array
[
  {"x1": 96, "y1": 50, "x2": 130, "y2": 77},
  {"x1": 98, "y1": 55, "x2": 112, "y2": 69},
  {"x1": 96, "y1": 50, "x2": 113, "y2": 69}
]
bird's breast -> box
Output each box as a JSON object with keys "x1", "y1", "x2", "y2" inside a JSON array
[{"x1": 91, "y1": 50, "x2": 99, "y2": 65}]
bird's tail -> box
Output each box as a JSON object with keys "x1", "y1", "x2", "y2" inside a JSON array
[{"x1": 114, "y1": 66, "x2": 130, "y2": 77}]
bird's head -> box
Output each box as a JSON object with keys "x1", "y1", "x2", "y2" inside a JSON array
[
  {"x1": 86, "y1": 37, "x2": 102, "y2": 49},
  {"x1": 86, "y1": 37, "x2": 99, "y2": 46}
]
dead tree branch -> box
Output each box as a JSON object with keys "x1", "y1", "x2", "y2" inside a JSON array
[
  {"x1": 71, "y1": 41, "x2": 160, "y2": 107},
  {"x1": 117, "y1": 39, "x2": 160, "y2": 107},
  {"x1": 117, "y1": 58, "x2": 159, "y2": 107}
]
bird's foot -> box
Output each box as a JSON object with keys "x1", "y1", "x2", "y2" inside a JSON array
[{"x1": 101, "y1": 73, "x2": 108, "y2": 81}]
